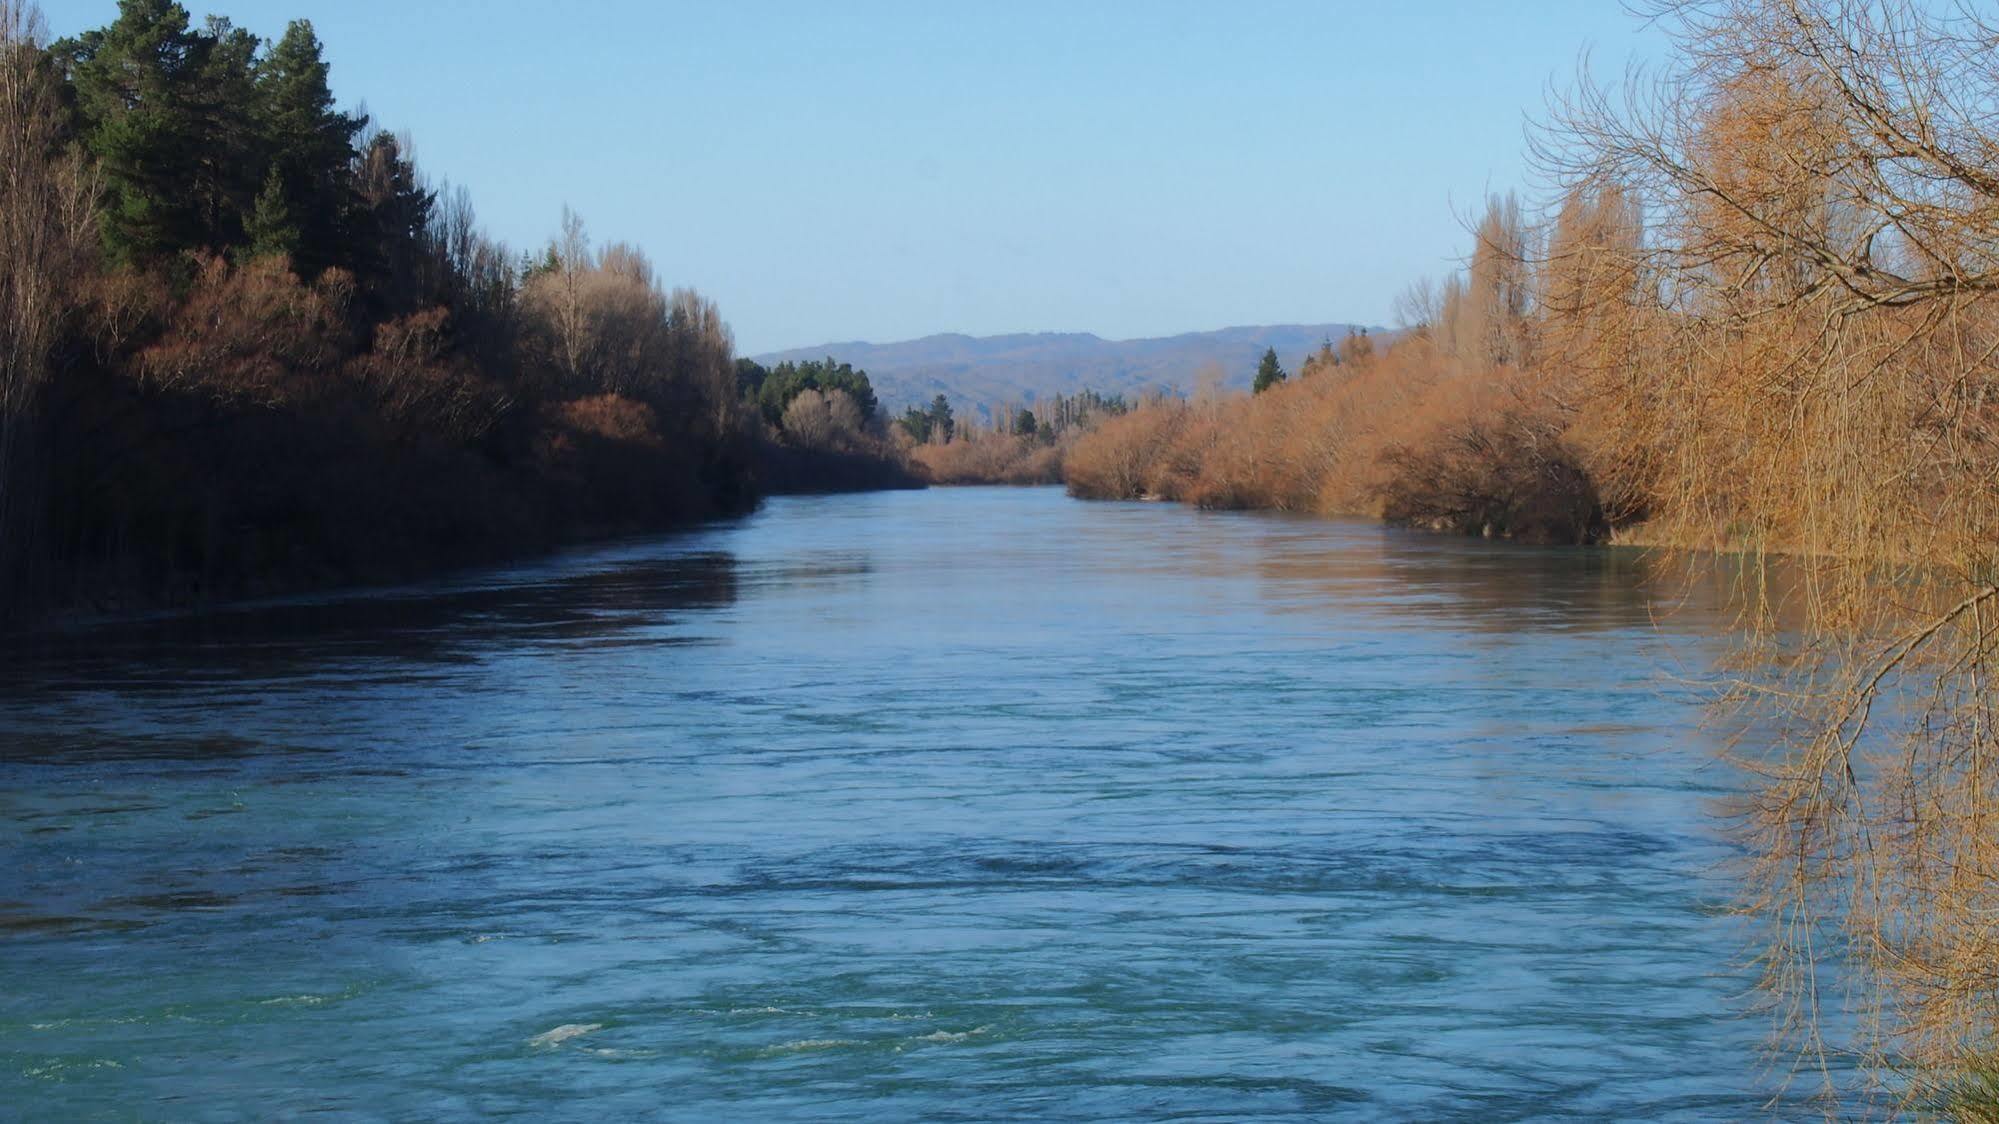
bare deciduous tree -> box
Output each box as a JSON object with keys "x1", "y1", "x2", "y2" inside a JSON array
[
  {"x1": 1537, "y1": 0, "x2": 1999, "y2": 1106},
  {"x1": 0, "y1": 0, "x2": 97, "y2": 616}
]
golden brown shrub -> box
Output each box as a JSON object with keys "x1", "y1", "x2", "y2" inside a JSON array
[
  {"x1": 1063, "y1": 402, "x2": 1190, "y2": 500},
  {"x1": 911, "y1": 432, "x2": 1063, "y2": 485},
  {"x1": 346, "y1": 308, "x2": 507, "y2": 444},
  {"x1": 551, "y1": 393, "x2": 661, "y2": 447},
  {"x1": 135, "y1": 255, "x2": 351, "y2": 406},
  {"x1": 1535, "y1": 0, "x2": 1999, "y2": 1103},
  {"x1": 1064, "y1": 333, "x2": 1607, "y2": 541}
]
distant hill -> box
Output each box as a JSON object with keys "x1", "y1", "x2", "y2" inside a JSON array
[{"x1": 753, "y1": 324, "x2": 1384, "y2": 418}]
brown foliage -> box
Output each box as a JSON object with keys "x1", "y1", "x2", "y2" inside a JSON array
[
  {"x1": 552, "y1": 392, "x2": 661, "y2": 447},
  {"x1": 1065, "y1": 333, "x2": 1608, "y2": 543},
  {"x1": 911, "y1": 432, "x2": 1063, "y2": 485},
  {"x1": 347, "y1": 308, "x2": 506, "y2": 444},
  {"x1": 1063, "y1": 402, "x2": 1191, "y2": 501},
  {"x1": 135, "y1": 255, "x2": 351, "y2": 406},
  {"x1": 0, "y1": 4, "x2": 804, "y2": 621},
  {"x1": 1377, "y1": 377, "x2": 1604, "y2": 545},
  {"x1": 518, "y1": 226, "x2": 745, "y2": 457},
  {"x1": 1532, "y1": 0, "x2": 1999, "y2": 1103}
]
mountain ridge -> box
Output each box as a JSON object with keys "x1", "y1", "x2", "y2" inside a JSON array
[{"x1": 753, "y1": 323, "x2": 1385, "y2": 417}]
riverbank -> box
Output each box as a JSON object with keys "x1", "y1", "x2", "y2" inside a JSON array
[
  {"x1": 0, "y1": 5, "x2": 918, "y2": 626},
  {"x1": 1060, "y1": 333, "x2": 1613, "y2": 547},
  {"x1": 908, "y1": 432, "x2": 1065, "y2": 485}
]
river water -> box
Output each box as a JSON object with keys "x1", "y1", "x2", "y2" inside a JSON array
[{"x1": 0, "y1": 486, "x2": 1822, "y2": 1119}]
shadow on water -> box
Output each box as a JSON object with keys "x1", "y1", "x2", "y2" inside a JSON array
[
  {"x1": 1140, "y1": 505, "x2": 1762, "y2": 637},
  {"x1": 0, "y1": 546, "x2": 741, "y2": 699},
  {"x1": 1344, "y1": 534, "x2": 1760, "y2": 635}
]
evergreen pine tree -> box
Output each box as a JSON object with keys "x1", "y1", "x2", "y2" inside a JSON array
[
  {"x1": 352, "y1": 132, "x2": 438, "y2": 310},
  {"x1": 245, "y1": 167, "x2": 300, "y2": 260},
  {"x1": 190, "y1": 17, "x2": 263, "y2": 249},
  {"x1": 54, "y1": 0, "x2": 213, "y2": 263},
  {"x1": 256, "y1": 20, "x2": 365, "y2": 276},
  {"x1": 1252, "y1": 347, "x2": 1287, "y2": 394},
  {"x1": 929, "y1": 394, "x2": 954, "y2": 443}
]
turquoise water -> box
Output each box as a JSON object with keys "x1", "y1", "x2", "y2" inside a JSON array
[{"x1": 1, "y1": 487, "x2": 1818, "y2": 1119}]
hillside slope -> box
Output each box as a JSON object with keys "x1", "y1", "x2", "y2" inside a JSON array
[{"x1": 755, "y1": 324, "x2": 1382, "y2": 414}]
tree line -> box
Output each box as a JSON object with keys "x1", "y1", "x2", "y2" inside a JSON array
[
  {"x1": 899, "y1": 388, "x2": 1129, "y2": 486},
  {"x1": 0, "y1": 0, "x2": 911, "y2": 621}
]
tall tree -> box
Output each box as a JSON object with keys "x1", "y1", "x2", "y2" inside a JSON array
[
  {"x1": 189, "y1": 16, "x2": 260, "y2": 251},
  {"x1": 927, "y1": 393, "x2": 953, "y2": 443},
  {"x1": 54, "y1": 0, "x2": 214, "y2": 263},
  {"x1": 1454, "y1": 192, "x2": 1533, "y2": 367},
  {"x1": 350, "y1": 131, "x2": 437, "y2": 311},
  {"x1": 1252, "y1": 347, "x2": 1286, "y2": 394},
  {"x1": 2, "y1": 0, "x2": 97, "y2": 618},
  {"x1": 255, "y1": 19, "x2": 364, "y2": 275}
]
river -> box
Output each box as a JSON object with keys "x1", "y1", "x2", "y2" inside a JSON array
[{"x1": 0, "y1": 486, "x2": 1826, "y2": 1120}]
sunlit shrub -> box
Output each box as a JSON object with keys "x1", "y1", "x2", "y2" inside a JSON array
[{"x1": 911, "y1": 432, "x2": 1063, "y2": 485}]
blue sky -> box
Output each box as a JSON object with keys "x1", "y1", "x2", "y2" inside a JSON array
[{"x1": 46, "y1": 1, "x2": 1662, "y2": 354}]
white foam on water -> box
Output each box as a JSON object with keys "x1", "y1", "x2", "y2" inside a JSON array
[
  {"x1": 529, "y1": 1022, "x2": 603, "y2": 1048},
  {"x1": 909, "y1": 1026, "x2": 990, "y2": 1044},
  {"x1": 260, "y1": 995, "x2": 330, "y2": 1007},
  {"x1": 763, "y1": 1037, "x2": 862, "y2": 1054},
  {"x1": 31, "y1": 1015, "x2": 146, "y2": 1029},
  {"x1": 24, "y1": 1059, "x2": 123, "y2": 1080}
]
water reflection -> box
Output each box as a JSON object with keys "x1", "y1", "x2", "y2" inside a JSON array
[{"x1": 0, "y1": 549, "x2": 741, "y2": 705}]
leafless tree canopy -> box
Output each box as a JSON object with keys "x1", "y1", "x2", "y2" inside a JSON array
[
  {"x1": 0, "y1": 0, "x2": 96, "y2": 612},
  {"x1": 1533, "y1": 1, "x2": 1999, "y2": 1108}
]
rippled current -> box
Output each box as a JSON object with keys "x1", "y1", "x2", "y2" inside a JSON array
[{"x1": 1, "y1": 487, "x2": 1819, "y2": 1119}]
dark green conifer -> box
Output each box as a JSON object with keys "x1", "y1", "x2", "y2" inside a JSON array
[
  {"x1": 245, "y1": 167, "x2": 300, "y2": 259},
  {"x1": 1252, "y1": 347, "x2": 1287, "y2": 394},
  {"x1": 256, "y1": 20, "x2": 365, "y2": 275},
  {"x1": 55, "y1": 0, "x2": 213, "y2": 262}
]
